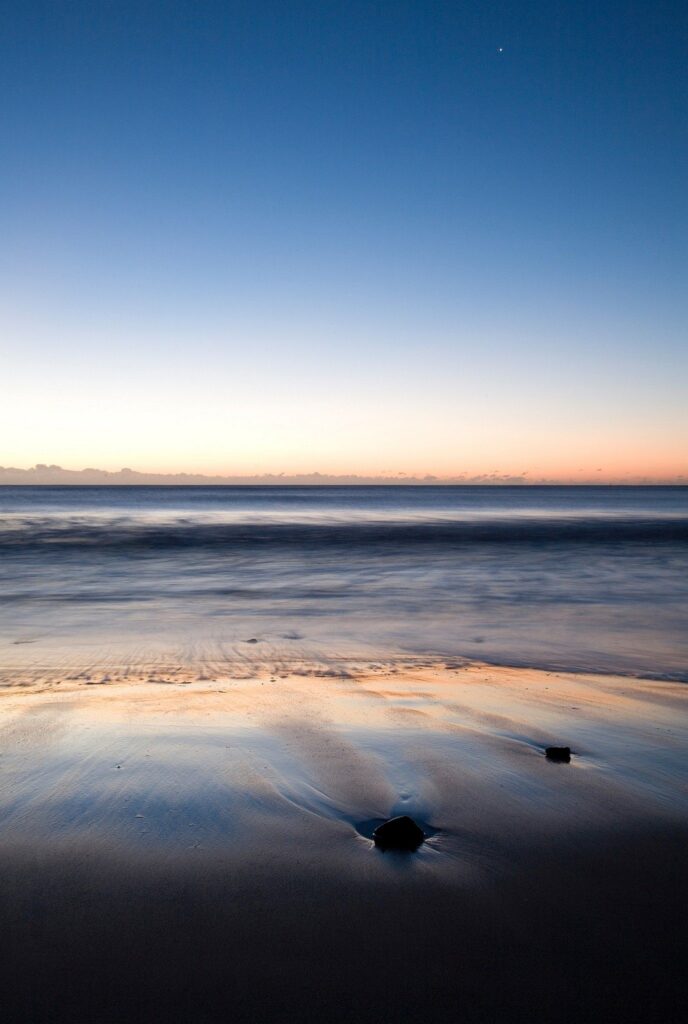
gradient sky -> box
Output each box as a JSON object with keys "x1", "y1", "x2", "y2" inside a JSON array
[{"x1": 2, "y1": 0, "x2": 687, "y2": 480}]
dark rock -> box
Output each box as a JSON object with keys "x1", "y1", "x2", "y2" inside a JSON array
[
  {"x1": 373, "y1": 815, "x2": 425, "y2": 852},
  {"x1": 244, "y1": 638, "x2": 259, "y2": 644},
  {"x1": 545, "y1": 746, "x2": 571, "y2": 763}
]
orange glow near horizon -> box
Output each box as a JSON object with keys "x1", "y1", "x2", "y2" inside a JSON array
[
  {"x1": 3, "y1": 310, "x2": 686, "y2": 485},
  {"x1": 3, "y1": 454, "x2": 686, "y2": 484}
]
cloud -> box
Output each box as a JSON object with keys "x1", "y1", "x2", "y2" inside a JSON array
[
  {"x1": 0, "y1": 466, "x2": 684, "y2": 485},
  {"x1": 0, "y1": 465, "x2": 531, "y2": 485}
]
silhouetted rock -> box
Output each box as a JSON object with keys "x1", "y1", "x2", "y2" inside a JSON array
[
  {"x1": 373, "y1": 815, "x2": 425, "y2": 851},
  {"x1": 545, "y1": 746, "x2": 571, "y2": 763},
  {"x1": 244, "y1": 638, "x2": 259, "y2": 644}
]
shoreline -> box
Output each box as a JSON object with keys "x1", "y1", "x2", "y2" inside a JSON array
[{"x1": 3, "y1": 652, "x2": 688, "y2": 691}]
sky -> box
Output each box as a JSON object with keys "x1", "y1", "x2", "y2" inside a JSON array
[{"x1": 1, "y1": 0, "x2": 687, "y2": 482}]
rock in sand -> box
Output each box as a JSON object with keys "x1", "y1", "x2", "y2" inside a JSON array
[
  {"x1": 373, "y1": 815, "x2": 425, "y2": 852},
  {"x1": 545, "y1": 746, "x2": 571, "y2": 763}
]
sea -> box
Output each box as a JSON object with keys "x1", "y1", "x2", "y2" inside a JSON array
[{"x1": 1, "y1": 485, "x2": 687, "y2": 681}]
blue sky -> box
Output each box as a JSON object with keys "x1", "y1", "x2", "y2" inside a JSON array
[{"x1": 2, "y1": 1, "x2": 687, "y2": 479}]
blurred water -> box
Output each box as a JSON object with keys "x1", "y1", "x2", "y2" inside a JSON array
[{"x1": 1, "y1": 486, "x2": 687, "y2": 679}]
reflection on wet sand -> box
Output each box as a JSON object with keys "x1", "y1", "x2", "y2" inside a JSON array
[{"x1": 1, "y1": 661, "x2": 687, "y2": 1022}]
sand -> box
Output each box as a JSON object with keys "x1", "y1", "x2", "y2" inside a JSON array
[{"x1": 1, "y1": 659, "x2": 687, "y2": 1022}]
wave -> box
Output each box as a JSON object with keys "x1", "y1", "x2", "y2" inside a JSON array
[{"x1": 2, "y1": 515, "x2": 688, "y2": 552}]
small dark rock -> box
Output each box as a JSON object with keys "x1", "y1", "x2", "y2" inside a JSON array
[
  {"x1": 545, "y1": 746, "x2": 571, "y2": 763},
  {"x1": 244, "y1": 638, "x2": 259, "y2": 644},
  {"x1": 373, "y1": 815, "x2": 425, "y2": 852}
]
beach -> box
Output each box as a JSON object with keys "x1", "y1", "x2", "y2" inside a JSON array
[
  {"x1": 1, "y1": 658, "x2": 687, "y2": 1022},
  {"x1": 1, "y1": 485, "x2": 687, "y2": 1021}
]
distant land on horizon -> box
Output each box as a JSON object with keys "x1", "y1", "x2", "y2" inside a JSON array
[{"x1": 0, "y1": 465, "x2": 685, "y2": 486}]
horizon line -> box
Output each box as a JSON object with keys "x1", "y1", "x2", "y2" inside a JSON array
[{"x1": 1, "y1": 465, "x2": 686, "y2": 486}]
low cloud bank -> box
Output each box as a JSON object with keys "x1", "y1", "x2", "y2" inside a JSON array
[
  {"x1": 0, "y1": 465, "x2": 684, "y2": 485},
  {"x1": 0, "y1": 464, "x2": 528, "y2": 485}
]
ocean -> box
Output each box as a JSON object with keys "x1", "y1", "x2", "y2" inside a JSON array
[{"x1": 1, "y1": 485, "x2": 687, "y2": 680}]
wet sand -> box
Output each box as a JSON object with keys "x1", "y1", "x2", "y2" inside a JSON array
[{"x1": 1, "y1": 660, "x2": 687, "y2": 1023}]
